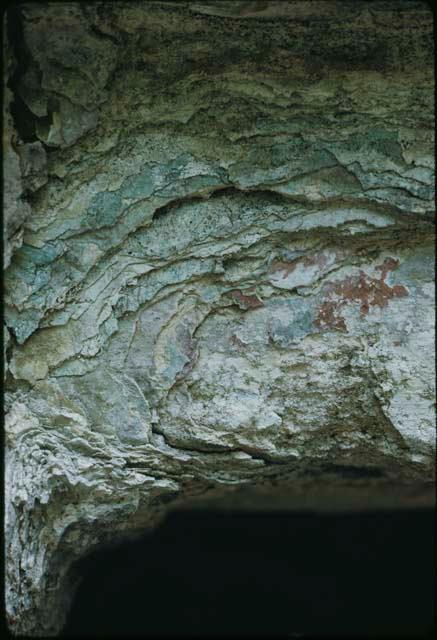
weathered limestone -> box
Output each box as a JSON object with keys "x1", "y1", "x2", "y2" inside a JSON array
[{"x1": 4, "y1": 1, "x2": 435, "y2": 635}]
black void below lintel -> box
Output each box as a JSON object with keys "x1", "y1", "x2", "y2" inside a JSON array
[{"x1": 63, "y1": 509, "x2": 434, "y2": 637}]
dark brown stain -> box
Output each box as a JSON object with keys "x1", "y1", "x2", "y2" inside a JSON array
[
  {"x1": 175, "y1": 336, "x2": 198, "y2": 381},
  {"x1": 269, "y1": 251, "x2": 333, "y2": 280},
  {"x1": 226, "y1": 289, "x2": 264, "y2": 310},
  {"x1": 269, "y1": 259, "x2": 298, "y2": 279},
  {"x1": 230, "y1": 334, "x2": 247, "y2": 348},
  {"x1": 238, "y1": 1, "x2": 269, "y2": 16},
  {"x1": 315, "y1": 257, "x2": 408, "y2": 332}
]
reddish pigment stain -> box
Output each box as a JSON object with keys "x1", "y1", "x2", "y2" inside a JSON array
[
  {"x1": 316, "y1": 301, "x2": 347, "y2": 331},
  {"x1": 315, "y1": 257, "x2": 408, "y2": 332},
  {"x1": 269, "y1": 251, "x2": 331, "y2": 280}
]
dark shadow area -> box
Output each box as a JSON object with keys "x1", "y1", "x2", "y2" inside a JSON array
[{"x1": 63, "y1": 509, "x2": 434, "y2": 637}]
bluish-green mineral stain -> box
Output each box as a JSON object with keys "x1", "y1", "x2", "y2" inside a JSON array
[
  {"x1": 268, "y1": 297, "x2": 316, "y2": 346},
  {"x1": 392, "y1": 245, "x2": 434, "y2": 284},
  {"x1": 121, "y1": 170, "x2": 154, "y2": 200},
  {"x1": 84, "y1": 191, "x2": 123, "y2": 228}
]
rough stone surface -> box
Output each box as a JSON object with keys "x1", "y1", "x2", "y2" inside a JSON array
[{"x1": 3, "y1": 1, "x2": 435, "y2": 635}]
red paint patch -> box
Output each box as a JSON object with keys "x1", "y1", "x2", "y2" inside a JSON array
[
  {"x1": 376, "y1": 257, "x2": 399, "y2": 281},
  {"x1": 315, "y1": 257, "x2": 408, "y2": 332},
  {"x1": 316, "y1": 301, "x2": 347, "y2": 331}
]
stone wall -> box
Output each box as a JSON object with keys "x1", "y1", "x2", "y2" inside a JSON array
[{"x1": 4, "y1": 1, "x2": 435, "y2": 635}]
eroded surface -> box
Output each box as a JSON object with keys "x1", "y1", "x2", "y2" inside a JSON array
[{"x1": 4, "y1": 1, "x2": 435, "y2": 635}]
